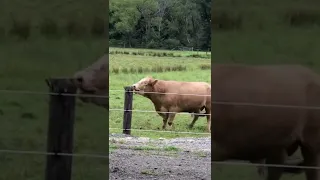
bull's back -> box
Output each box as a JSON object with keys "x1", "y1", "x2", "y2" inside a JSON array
[{"x1": 159, "y1": 80, "x2": 211, "y2": 109}]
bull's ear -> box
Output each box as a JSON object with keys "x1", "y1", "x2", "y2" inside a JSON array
[{"x1": 151, "y1": 79, "x2": 158, "y2": 86}]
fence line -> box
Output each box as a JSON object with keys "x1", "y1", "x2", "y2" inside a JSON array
[
  {"x1": 0, "y1": 149, "x2": 109, "y2": 159},
  {"x1": 4, "y1": 146, "x2": 320, "y2": 170},
  {"x1": 5, "y1": 89, "x2": 320, "y2": 110},
  {"x1": 110, "y1": 90, "x2": 211, "y2": 97},
  {"x1": 0, "y1": 89, "x2": 109, "y2": 98},
  {"x1": 211, "y1": 161, "x2": 320, "y2": 170},
  {"x1": 0, "y1": 89, "x2": 210, "y2": 97},
  {"x1": 109, "y1": 108, "x2": 211, "y2": 116},
  {"x1": 3, "y1": 88, "x2": 320, "y2": 111},
  {"x1": 109, "y1": 128, "x2": 211, "y2": 135}
]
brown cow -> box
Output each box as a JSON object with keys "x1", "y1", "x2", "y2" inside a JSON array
[
  {"x1": 72, "y1": 54, "x2": 109, "y2": 108},
  {"x1": 71, "y1": 56, "x2": 304, "y2": 177},
  {"x1": 212, "y1": 64, "x2": 320, "y2": 180},
  {"x1": 131, "y1": 76, "x2": 211, "y2": 132}
]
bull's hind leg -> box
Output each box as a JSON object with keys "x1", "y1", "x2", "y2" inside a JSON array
[
  {"x1": 300, "y1": 145, "x2": 320, "y2": 180},
  {"x1": 189, "y1": 111, "x2": 200, "y2": 129},
  {"x1": 205, "y1": 107, "x2": 211, "y2": 133},
  {"x1": 265, "y1": 149, "x2": 286, "y2": 180},
  {"x1": 250, "y1": 159, "x2": 267, "y2": 178}
]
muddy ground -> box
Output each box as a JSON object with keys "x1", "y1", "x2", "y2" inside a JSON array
[{"x1": 109, "y1": 134, "x2": 211, "y2": 180}]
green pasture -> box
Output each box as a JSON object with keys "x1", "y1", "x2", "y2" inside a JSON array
[
  {"x1": 109, "y1": 52, "x2": 211, "y2": 139},
  {"x1": 109, "y1": 47, "x2": 211, "y2": 58},
  {"x1": 0, "y1": 39, "x2": 108, "y2": 180}
]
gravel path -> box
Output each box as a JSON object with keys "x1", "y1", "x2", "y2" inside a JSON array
[{"x1": 109, "y1": 133, "x2": 211, "y2": 180}]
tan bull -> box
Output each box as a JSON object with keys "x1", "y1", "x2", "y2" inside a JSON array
[
  {"x1": 131, "y1": 76, "x2": 211, "y2": 132},
  {"x1": 71, "y1": 55, "x2": 310, "y2": 178},
  {"x1": 212, "y1": 64, "x2": 320, "y2": 180},
  {"x1": 72, "y1": 54, "x2": 108, "y2": 108}
]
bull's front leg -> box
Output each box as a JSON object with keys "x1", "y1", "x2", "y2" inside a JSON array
[
  {"x1": 155, "y1": 106, "x2": 169, "y2": 130},
  {"x1": 162, "y1": 113, "x2": 169, "y2": 130},
  {"x1": 167, "y1": 113, "x2": 176, "y2": 130}
]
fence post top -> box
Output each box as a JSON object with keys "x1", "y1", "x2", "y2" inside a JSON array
[
  {"x1": 45, "y1": 78, "x2": 77, "y2": 94},
  {"x1": 124, "y1": 86, "x2": 133, "y2": 91}
]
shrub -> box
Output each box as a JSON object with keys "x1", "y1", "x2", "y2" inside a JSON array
[
  {"x1": 285, "y1": 10, "x2": 320, "y2": 27},
  {"x1": 9, "y1": 19, "x2": 31, "y2": 39},
  {"x1": 91, "y1": 16, "x2": 106, "y2": 37},
  {"x1": 65, "y1": 20, "x2": 87, "y2": 38},
  {"x1": 39, "y1": 18, "x2": 59, "y2": 38},
  {"x1": 199, "y1": 64, "x2": 211, "y2": 70},
  {"x1": 212, "y1": 11, "x2": 242, "y2": 31}
]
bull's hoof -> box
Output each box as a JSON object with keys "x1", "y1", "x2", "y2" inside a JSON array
[
  {"x1": 168, "y1": 124, "x2": 175, "y2": 131},
  {"x1": 188, "y1": 124, "x2": 194, "y2": 129}
]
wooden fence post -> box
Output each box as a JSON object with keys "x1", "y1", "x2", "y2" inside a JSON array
[
  {"x1": 45, "y1": 78, "x2": 77, "y2": 180},
  {"x1": 123, "y1": 86, "x2": 133, "y2": 135}
]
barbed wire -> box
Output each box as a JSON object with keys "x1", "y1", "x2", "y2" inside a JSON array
[
  {"x1": 3, "y1": 89, "x2": 320, "y2": 111},
  {"x1": 212, "y1": 160, "x2": 320, "y2": 170},
  {"x1": 110, "y1": 90, "x2": 211, "y2": 97},
  {"x1": 0, "y1": 89, "x2": 109, "y2": 98},
  {"x1": 109, "y1": 109, "x2": 211, "y2": 116},
  {"x1": 0, "y1": 89, "x2": 210, "y2": 97},
  {"x1": 5, "y1": 147, "x2": 320, "y2": 170},
  {"x1": 0, "y1": 149, "x2": 109, "y2": 159},
  {"x1": 109, "y1": 128, "x2": 211, "y2": 135},
  {"x1": 0, "y1": 149, "x2": 211, "y2": 166}
]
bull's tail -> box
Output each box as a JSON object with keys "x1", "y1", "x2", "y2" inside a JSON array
[
  {"x1": 282, "y1": 159, "x2": 305, "y2": 174},
  {"x1": 198, "y1": 106, "x2": 207, "y2": 117}
]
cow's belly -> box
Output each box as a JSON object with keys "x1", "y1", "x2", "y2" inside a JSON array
[{"x1": 212, "y1": 105, "x2": 304, "y2": 160}]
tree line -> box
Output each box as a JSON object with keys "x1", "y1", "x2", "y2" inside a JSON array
[{"x1": 109, "y1": 0, "x2": 211, "y2": 51}]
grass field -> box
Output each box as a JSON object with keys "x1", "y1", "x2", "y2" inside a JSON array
[
  {"x1": 0, "y1": 38, "x2": 108, "y2": 180},
  {"x1": 109, "y1": 47, "x2": 211, "y2": 139},
  {"x1": 109, "y1": 47, "x2": 211, "y2": 58}
]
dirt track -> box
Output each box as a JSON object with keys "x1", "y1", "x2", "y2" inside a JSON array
[{"x1": 109, "y1": 134, "x2": 211, "y2": 180}]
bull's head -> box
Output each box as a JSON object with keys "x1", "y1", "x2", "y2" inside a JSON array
[
  {"x1": 72, "y1": 54, "x2": 109, "y2": 109},
  {"x1": 131, "y1": 76, "x2": 158, "y2": 96}
]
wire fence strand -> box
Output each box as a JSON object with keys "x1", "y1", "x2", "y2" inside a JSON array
[
  {"x1": 0, "y1": 149, "x2": 109, "y2": 159},
  {"x1": 109, "y1": 128, "x2": 211, "y2": 135},
  {"x1": 4, "y1": 89, "x2": 320, "y2": 111},
  {"x1": 0, "y1": 89, "x2": 210, "y2": 97},
  {"x1": 212, "y1": 160, "x2": 320, "y2": 170},
  {"x1": 0, "y1": 89, "x2": 109, "y2": 98},
  {"x1": 110, "y1": 89, "x2": 211, "y2": 97},
  {"x1": 109, "y1": 108, "x2": 211, "y2": 116}
]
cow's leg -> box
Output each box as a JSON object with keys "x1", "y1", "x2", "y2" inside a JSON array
[
  {"x1": 265, "y1": 150, "x2": 286, "y2": 180},
  {"x1": 250, "y1": 159, "x2": 267, "y2": 178},
  {"x1": 167, "y1": 113, "x2": 176, "y2": 130},
  {"x1": 160, "y1": 113, "x2": 169, "y2": 130},
  {"x1": 300, "y1": 145, "x2": 320, "y2": 180},
  {"x1": 189, "y1": 111, "x2": 200, "y2": 129},
  {"x1": 205, "y1": 107, "x2": 211, "y2": 133}
]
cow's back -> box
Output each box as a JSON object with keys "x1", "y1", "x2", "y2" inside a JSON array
[
  {"x1": 211, "y1": 64, "x2": 320, "y2": 160},
  {"x1": 154, "y1": 80, "x2": 211, "y2": 111}
]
